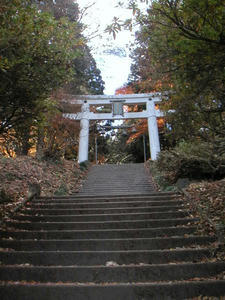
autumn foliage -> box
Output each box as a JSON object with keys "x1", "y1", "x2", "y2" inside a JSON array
[
  {"x1": 115, "y1": 84, "x2": 165, "y2": 144},
  {"x1": 40, "y1": 113, "x2": 80, "y2": 160},
  {"x1": 115, "y1": 85, "x2": 134, "y2": 95}
]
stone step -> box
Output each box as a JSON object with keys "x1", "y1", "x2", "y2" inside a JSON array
[
  {"x1": 72, "y1": 192, "x2": 178, "y2": 197},
  {"x1": 79, "y1": 182, "x2": 153, "y2": 186},
  {"x1": 78, "y1": 192, "x2": 156, "y2": 196},
  {"x1": 0, "y1": 262, "x2": 224, "y2": 283},
  {"x1": 78, "y1": 187, "x2": 154, "y2": 191},
  {"x1": 80, "y1": 187, "x2": 152, "y2": 191},
  {"x1": 4, "y1": 217, "x2": 197, "y2": 230},
  {"x1": 1, "y1": 281, "x2": 224, "y2": 300},
  {"x1": 32, "y1": 194, "x2": 179, "y2": 203},
  {"x1": 39, "y1": 192, "x2": 177, "y2": 200},
  {"x1": 13, "y1": 211, "x2": 189, "y2": 222},
  {"x1": 0, "y1": 226, "x2": 197, "y2": 239},
  {"x1": 78, "y1": 184, "x2": 153, "y2": 188},
  {"x1": 20, "y1": 205, "x2": 185, "y2": 215},
  {"x1": 0, "y1": 248, "x2": 211, "y2": 266},
  {"x1": 27, "y1": 200, "x2": 183, "y2": 209},
  {"x1": 0, "y1": 236, "x2": 215, "y2": 251}
]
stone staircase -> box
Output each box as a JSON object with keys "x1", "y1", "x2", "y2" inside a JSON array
[
  {"x1": 78, "y1": 164, "x2": 155, "y2": 196},
  {"x1": 0, "y1": 163, "x2": 225, "y2": 299}
]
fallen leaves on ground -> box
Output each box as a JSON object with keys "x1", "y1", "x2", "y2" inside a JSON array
[
  {"x1": 181, "y1": 179, "x2": 225, "y2": 261},
  {"x1": 147, "y1": 162, "x2": 225, "y2": 261},
  {"x1": 185, "y1": 179, "x2": 225, "y2": 237},
  {"x1": 0, "y1": 156, "x2": 87, "y2": 221}
]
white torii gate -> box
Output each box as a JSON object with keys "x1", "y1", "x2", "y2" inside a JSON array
[{"x1": 64, "y1": 93, "x2": 163, "y2": 163}]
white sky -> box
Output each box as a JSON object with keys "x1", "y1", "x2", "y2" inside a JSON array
[{"x1": 77, "y1": 0, "x2": 135, "y2": 95}]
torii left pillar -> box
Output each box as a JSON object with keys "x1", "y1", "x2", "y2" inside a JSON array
[{"x1": 78, "y1": 102, "x2": 89, "y2": 163}]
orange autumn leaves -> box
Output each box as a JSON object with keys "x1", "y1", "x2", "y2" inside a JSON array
[{"x1": 115, "y1": 85, "x2": 165, "y2": 143}]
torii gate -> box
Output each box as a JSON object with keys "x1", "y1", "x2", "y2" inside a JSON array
[{"x1": 64, "y1": 93, "x2": 163, "y2": 163}]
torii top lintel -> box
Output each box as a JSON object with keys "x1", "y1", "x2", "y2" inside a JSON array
[
  {"x1": 67, "y1": 92, "x2": 162, "y2": 105},
  {"x1": 64, "y1": 93, "x2": 163, "y2": 121}
]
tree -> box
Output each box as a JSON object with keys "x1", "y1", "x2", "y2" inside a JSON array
[
  {"x1": 0, "y1": 0, "x2": 105, "y2": 158},
  {"x1": 125, "y1": 0, "x2": 225, "y2": 146},
  {"x1": 66, "y1": 45, "x2": 105, "y2": 95},
  {"x1": 40, "y1": 113, "x2": 80, "y2": 161},
  {"x1": 0, "y1": 0, "x2": 82, "y2": 135},
  {"x1": 36, "y1": 0, "x2": 105, "y2": 95},
  {"x1": 34, "y1": 0, "x2": 80, "y2": 22}
]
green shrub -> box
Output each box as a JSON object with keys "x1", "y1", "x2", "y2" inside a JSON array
[
  {"x1": 42, "y1": 149, "x2": 64, "y2": 163},
  {"x1": 147, "y1": 161, "x2": 178, "y2": 192},
  {"x1": 54, "y1": 183, "x2": 68, "y2": 196},
  {"x1": 155, "y1": 141, "x2": 225, "y2": 182},
  {"x1": 79, "y1": 160, "x2": 90, "y2": 171},
  {"x1": 0, "y1": 189, "x2": 13, "y2": 203}
]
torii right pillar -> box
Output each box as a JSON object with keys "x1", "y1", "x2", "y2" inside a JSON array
[{"x1": 147, "y1": 100, "x2": 160, "y2": 160}]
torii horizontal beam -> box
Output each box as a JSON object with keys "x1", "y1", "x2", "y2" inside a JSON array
[{"x1": 64, "y1": 110, "x2": 163, "y2": 121}]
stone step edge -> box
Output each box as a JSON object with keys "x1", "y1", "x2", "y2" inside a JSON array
[
  {"x1": 0, "y1": 225, "x2": 197, "y2": 233},
  {"x1": 28, "y1": 200, "x2": 184, "y2": 206},
  {"x1": 6, "y1": 217, "x2": 198, "y2": 224},
  {"x1": 1, "y1": 260, "x2": 222, "y2": 268},
  {"x1": 32, "y1": 196, "x2": 181, "y2": 202},
  {"x1": 1, "y1": 261, "x2": 224, "y2": 271},
  {"x1": 0, "y1": 235, "x2": 215, "y2": 243},
  {"x1": 1, "y1": 262, "x2": 224, "y2": 283},
  {"x1": 14, "y1": 211, "x2": 188, "y2": 218},
  {"x1": 77, "y1": 190, "x2": 158, "y2": 192},
  {"x1": 1, "y1": 279, "x2": 225, "y2": 300},
  {"x1": 0, "y1": 226, "x2": 197, "y2": 238},
  {"x1": 0, "y1": 248, "x2": 212, "y2": 266},
  {"x1": 2, "y1": 280, "x2": 225, "y2": 300},
  {"x1": 78, "y1": 187, "x2": 154, "y2": 190},
  {"x1": 1, "y1": 280, "x2": 224, "y2": 286},
  {"x1": 18, "y1": 208, "x2": 186, "y2": 215},
  {"x1": 0, "y1": 248, "x2": 213, "y2": 263},
  {"x1": 30, "y1": 197, "x2": 182, "y2": 204},
  {"x1": 20, "y1": 205, "x2": 184, "y2": 211},
  {"x1": 38, "y1": 192, "x2": 178, "y2": 200},
  {"x1": 0, "y1": 248, "x2": 212, "y2": 255}
]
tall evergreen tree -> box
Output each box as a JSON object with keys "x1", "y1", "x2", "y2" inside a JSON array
[{"x1": 35, "y1": 0, "x2": 105, "y2": 95}]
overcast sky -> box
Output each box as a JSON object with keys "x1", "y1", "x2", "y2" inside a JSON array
[{"x1": 77, "y1": 0, "x2": 135, "y2": 95}]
